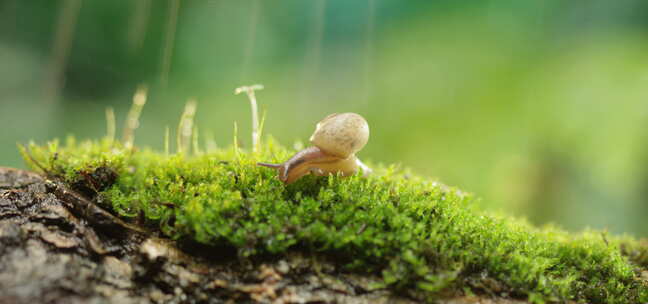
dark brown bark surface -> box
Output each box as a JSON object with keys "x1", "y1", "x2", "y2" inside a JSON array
[{"x1": 0, "y1": 167, "x2": 522, "y2": 304}]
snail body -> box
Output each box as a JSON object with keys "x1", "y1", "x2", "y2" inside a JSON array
[{"x1": 258, "y1": 113, "x2": 371, "y2": 184}]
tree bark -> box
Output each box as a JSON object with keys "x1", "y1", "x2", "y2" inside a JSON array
[{"x1": 0, "y1": 167, "x2": 522, "y2": 304}]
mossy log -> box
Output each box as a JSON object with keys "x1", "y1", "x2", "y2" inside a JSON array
[{"x1": 0, "y1": 167, "x2": 527, "y2": 304}]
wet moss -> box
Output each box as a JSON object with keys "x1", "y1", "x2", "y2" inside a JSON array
[{"x1": 20, "y1": 137, "x2": 648, "y2": 303}]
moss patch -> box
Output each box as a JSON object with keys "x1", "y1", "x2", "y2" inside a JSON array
[{"x1": 20, "y1": 138, "x2": 648, "y2": 303}]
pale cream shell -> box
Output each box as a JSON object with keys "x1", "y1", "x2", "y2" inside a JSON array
[{"x1": 309, "y1": 113, "x2": 369, "y2": 158}]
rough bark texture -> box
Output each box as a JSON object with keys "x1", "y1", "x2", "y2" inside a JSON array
[{"x1": 0, "y1": 167, "x2": 522, "y2": 304}]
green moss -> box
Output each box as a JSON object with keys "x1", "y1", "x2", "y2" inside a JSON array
[{"x1": 20, "y1": 137, "x2": 648, "y2": 303}]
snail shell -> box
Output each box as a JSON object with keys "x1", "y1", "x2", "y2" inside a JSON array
[{"x1": 309, "y1": 113, "x2": 369, "y2": 158}]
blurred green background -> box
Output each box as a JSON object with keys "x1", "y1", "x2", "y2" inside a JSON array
[{"x1": 2, "y1": 0, "x2": 648, "y2": 236}]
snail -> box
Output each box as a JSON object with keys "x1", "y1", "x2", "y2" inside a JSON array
[{"x1": 258, "y1": 113, "x2": 372, "y2": 184}]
